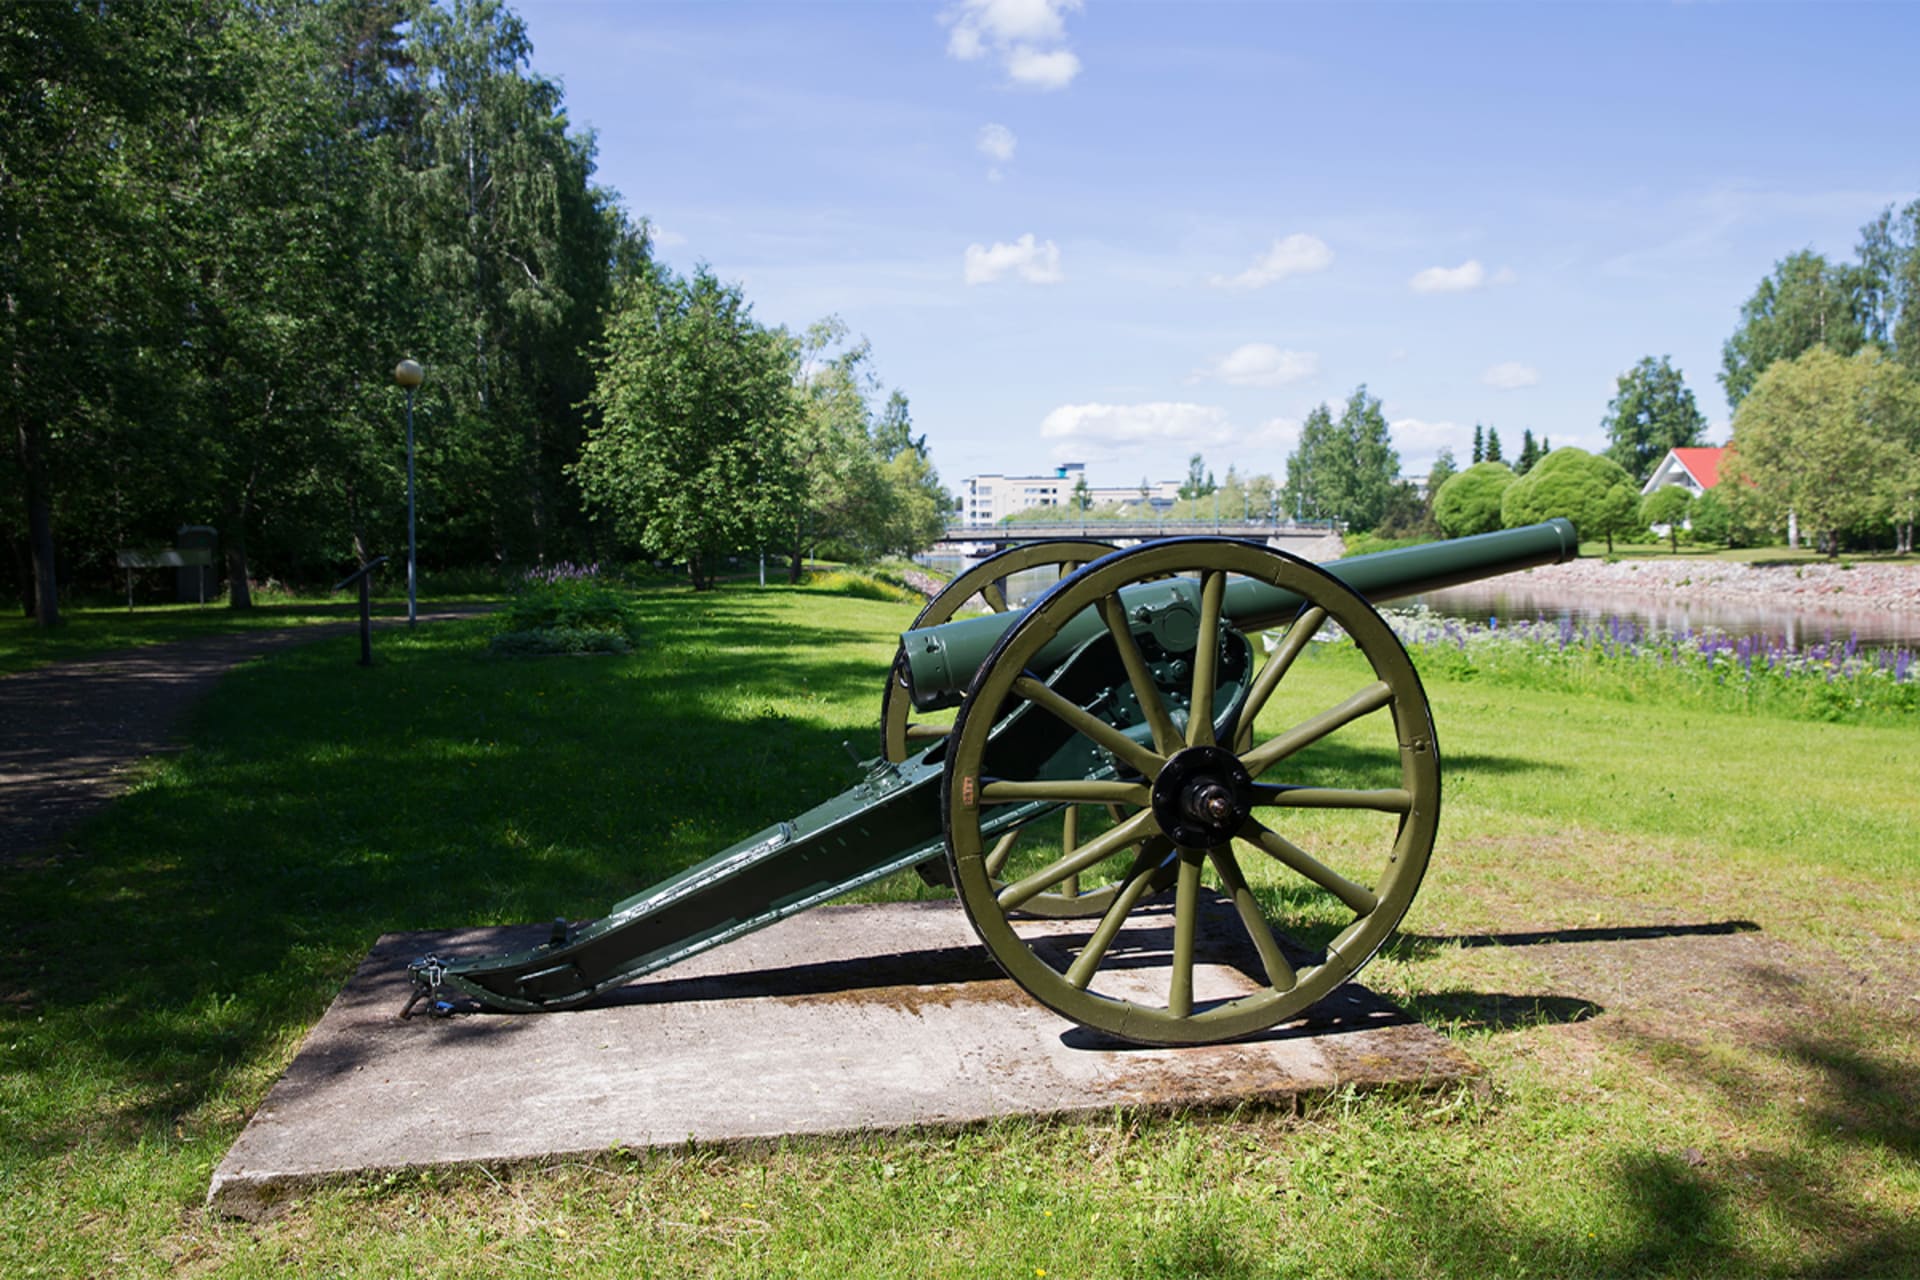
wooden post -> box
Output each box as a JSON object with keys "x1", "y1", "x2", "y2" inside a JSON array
[{"x1": 358, "y1": 574, "x2": 374, "y2": 667}]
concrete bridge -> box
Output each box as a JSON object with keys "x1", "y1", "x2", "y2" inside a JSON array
[{"x1": 932, "y1": 519, "x2": 1341, "y2": 557}]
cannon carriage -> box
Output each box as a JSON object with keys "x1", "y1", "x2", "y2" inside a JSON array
[{"x1": 406, "y1": 522, "x2": 1578, "y2": 1045}]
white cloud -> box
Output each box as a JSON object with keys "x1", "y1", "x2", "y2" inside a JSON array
[
  {"x1": 645, "y1": 223, "x2": 687, "y2": 248},
  {"x1": 943, "y1": 0, "x2": 1084, "y2": 91},
  {"x1": 1482, "y1": 361, "x2": 1540, "y2": 390},
  {"x1": 1211, "y1": 234, "x2": 1334, "y2": 289},
  {"x1": 976, "y1": 122, "x2": 1016, "y2": 163},
  {"x1": 963, "y1": 233, "x2": 1063, "y2": 285},
  {"x1": 1041, "y1": 402, "x2": 1233, "y2": 450},
  {"x1": 1006, "y1": 46, "x2": 1080, "y2": 89},
  {"x1": 1195, "y1": 343, "x2": 1319, "y2": 388},
  {"x1": 1408, "y1": 259, "x2": 1486, "y2": 294}
]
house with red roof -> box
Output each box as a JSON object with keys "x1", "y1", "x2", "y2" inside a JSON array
[{"x1": 1640, "y1": 446, "x2": 1724, "y2": 497}]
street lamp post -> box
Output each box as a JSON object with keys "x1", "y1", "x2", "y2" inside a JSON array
[{"x1": 393, "y1": 360, "x2": 425, "y2": 626}]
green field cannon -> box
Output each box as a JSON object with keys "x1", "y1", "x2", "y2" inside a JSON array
[{"x1": 405, "y1": 522, "x2": 1579, "y2": 1044}]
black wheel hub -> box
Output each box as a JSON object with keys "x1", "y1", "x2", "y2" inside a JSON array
[{"x1": 1151, "y1": 745, "x2": 1253, "y2": 849}]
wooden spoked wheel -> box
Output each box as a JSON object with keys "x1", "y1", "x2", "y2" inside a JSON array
[
  {"x1": 884, "y1": 540, "x2": 1139, "y2": 918},
  {"x1": 942, "y1": 538, "x2": 1440, "y2": 1045},
  {"x1": 882, "y1": 539, "x2": 1117, "y2": 762}
]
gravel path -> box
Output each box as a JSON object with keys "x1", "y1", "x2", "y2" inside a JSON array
[{"x1": 0, "y1": 608, "x2": 490, "y2": 864}]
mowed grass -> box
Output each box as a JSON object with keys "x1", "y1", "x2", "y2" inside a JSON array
[
  {"x1": 1, "y1": 580, "x2": 1916, "y2": 1277},
  {"x1": 0, "y1": 590, "x2": 501, "y2": 676}
]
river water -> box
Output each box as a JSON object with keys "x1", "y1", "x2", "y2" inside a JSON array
[{"x1": 918, "y1": 553, "x2": 1920, "y2": 651}]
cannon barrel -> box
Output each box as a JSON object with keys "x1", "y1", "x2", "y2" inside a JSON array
[{"x1": 901, "y1": 519, "x2": 1578, "y2": 709}]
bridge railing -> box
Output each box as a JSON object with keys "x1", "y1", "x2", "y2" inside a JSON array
[{"x1": 936, "y1": 516, "x2": 1342, "y2": 542}]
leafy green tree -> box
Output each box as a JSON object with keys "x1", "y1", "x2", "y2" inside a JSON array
[
  {"x1": 576, "y1": 265, "x2": 796, "y2": 589},
  {"x1": 1484, "y1": 427, "x2": 1504, "y2": 465},
  {"x1": 1, "y1": 1, "x2": 198, "y2": 624},
  {"x1": 1689, "y1": 488, "x2": 1732, "y2": 548},
  {"x1": 1179, "y1": 453, "x2": 1216, "y2": 500},
  {"x1": 1282, "y1": 387, "x2": 1400, "y2": 530},
  {"x1": 1602, "y1": 355, "x2": 1708, "y2": 484},
  {"x1": 1500, "y1": 447, "x2": 1640, "y2": 552},
  {"x1": 1720, "y1": 250, "x2": 1872, "y2": 410},
  {"x1": 1726, "y1": 345, "x2": 1919, "y2": 555},
  {"x1": 1470, "y1": 424, "x2": 1484, "y2": 464},
  {"x1": 1857, "y1": 198, "x2": 1919, "y2": 367},
  {"x1": 1640, "y1": 485, "x2": 1693, "y2": 553},
  {"x1": 1424, "y1": 447, "x2": 1457, "y2": 497},
  {"x1": 1514, "y1": 430, "x2": 1539, "y2": 475},
  {"x1": 1433, "y1": 462, "x2": 1515, "y2": 538}
]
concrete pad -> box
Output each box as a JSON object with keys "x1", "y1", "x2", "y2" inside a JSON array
[{"x1": 210, "y1": 899, "x2": 1473, "y2": 1219}]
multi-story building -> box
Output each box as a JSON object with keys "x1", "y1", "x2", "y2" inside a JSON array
[{"x1": 958, "y1": 464, "x2": 1182, "y2": 526}]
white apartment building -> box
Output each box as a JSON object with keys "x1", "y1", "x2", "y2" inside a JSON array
[{"x1": 959, "y1": 464, "x2": 1182, "y2": 526}]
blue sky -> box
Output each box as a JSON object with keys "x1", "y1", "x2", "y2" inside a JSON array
[{"x1": 513, "y1": 0, "x2": 1918, "y2": 491}]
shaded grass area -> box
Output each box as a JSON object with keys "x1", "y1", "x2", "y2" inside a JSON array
[
  {"x1": 0, "y1": 592, "x2": 500, "y2": 676},
  {"x1": 1, "y1": 579, "x2": 1917, "y2": 1276}
]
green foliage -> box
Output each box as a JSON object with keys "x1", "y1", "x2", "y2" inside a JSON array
[
  {"x1": 489, "y1": 625, "x2": 633, "y2": 656},
  {"x1": 1721, "y1": 250, "x2": 1874, "y2": 409},
  {"x1": 1282, "y1": 386, "x2": 1401, "y2": 530},
  {"x1": 1433, "y1": 462, "x2": 1515, "y2": 537},
  {"x1": 502, "y1": 579, "x2": 644, "y2": 643},
  {"x1": 1857, "y1": 197, "x2": 1920, "y2": 367},
  {"x1": 1726, "y1": 345, "x2": 1920, "y2": 554},
  {"x1": 1639, "y1": 485, "x2": 1693, "y2": 552},
  {"x1": 575, "y1": 264, "x2": 798, "y2": 589},
  {"x1": 1178, "y1": 452, "x2": 1216, "y2": 500},
  {"x1": 1500, "y1": 447, "x2": 1640, "y2": 551},
  {"x1": 1689, "y1": 486, "x2": 1732, "y2": 546},
  {"x1": 804, "y1": 569, "x2": 921, "y2": 604},
  {"x1": 1602, "y1": 355, "x2": 1708, "y2": 483}
]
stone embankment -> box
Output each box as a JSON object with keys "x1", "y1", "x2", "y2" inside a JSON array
[{"x1": 1516, "y1": 556, "x2": 1920, "y2": 613}]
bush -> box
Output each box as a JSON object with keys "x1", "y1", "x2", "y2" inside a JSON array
[
  {"x1": 490, "y1": 577, "x2": 644, "y2": 658},
  {"x1": 804, "y1": 569, "x2": 920, "y2": 603},
  {"x1": 1433, "y1": 463, "x2": 1515, "y2": 537}
]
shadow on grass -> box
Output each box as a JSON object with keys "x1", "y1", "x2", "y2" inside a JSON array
[
  {"x1": 1349, "y1": 987, "x2": 1920, "y2": 1278},
  {"x1": 1389, "y1": 919, "x2": 1762, "y2": 961},
  {"x1": 0, "y1": 590, "x2": 926, "y2": 1159}
]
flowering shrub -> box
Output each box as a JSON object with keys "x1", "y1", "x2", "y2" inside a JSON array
[
  {"x1": 491, "y1": 574, "x2": 643, "y2": 658},
  {"x1": 1377, "y1": 607, "x2": 1917, "y2": 722}
]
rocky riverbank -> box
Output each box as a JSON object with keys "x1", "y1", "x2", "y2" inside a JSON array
[{"x1": 1514, "y1": 555, "x2": 1920, "y2": 613}]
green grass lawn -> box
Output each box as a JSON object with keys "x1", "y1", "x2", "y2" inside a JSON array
[
  {"x1": 0, "y1": 590, "x2": 505, "y2": 676},
  {"x1": 1, "y1": 580, "x2": 1915, "y2": 1277}
]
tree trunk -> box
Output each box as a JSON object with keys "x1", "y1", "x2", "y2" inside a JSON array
[
  {"x1": 9, "y1": 535, "x2": 32, "y2": 617},
  {"x1": 16, "y1": 418, "x2": 60, "y2": 628},
  {"x1": 226, "y1": 493, "x2": 254, "y2": 609}
]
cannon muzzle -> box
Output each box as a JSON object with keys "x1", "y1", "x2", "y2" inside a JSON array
[{"x1": 900, "y1": 518, "x2": 1578, "y2": 708}]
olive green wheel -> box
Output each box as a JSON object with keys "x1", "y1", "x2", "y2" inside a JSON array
[
  {"x1": 886, "y1": 540, "x2": 1142, "y2": 918},
  {"x1": 882, "y1": 539, "x2": 1116, "y2": 762},
  {"x1": 942, "y1": 537, "x2": 1440, "y2": 1045}
]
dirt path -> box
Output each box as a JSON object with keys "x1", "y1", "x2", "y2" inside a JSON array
[{"x1": 0, "y1": 608, "x2": 490, "y2": 864}]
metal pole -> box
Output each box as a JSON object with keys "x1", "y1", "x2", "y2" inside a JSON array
[{"x1": 405, "y1": 385, "x2": 417, "y2": 627}]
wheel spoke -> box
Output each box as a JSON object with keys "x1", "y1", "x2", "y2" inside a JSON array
[
  {"x1": 1059, "y1": 805, "x2": 1081, "y2": 900},
  {"x1": 1239, "y1": 680, "x2": 1394, "y2": 777},
  {"x1": 1014, "y1": 675, "x2": 1164, "y2": 778},
  {"x1": 998, "y1": 808, "x2": 1157, "y2": 910},
  {"x1": 1207, "y1": 845, "x2": 1297, "y2": 993},
  {"x1": 983, "y1": 824, "x2": 1023, "y2": 878},
  {"x1": 979, "y1": 780, "x2": 1151, "y2": 806},
  {"x1": 904, "y1": 722, "x2": 951, "y2": 742},
  {"x1": 1065, "y1": 840, "x2": 1174, "y2": 989},
  {"x1": 1237, "y1": 606, "x2": 1326, "y2": 736},
  {"x1": 1186, "y1": 570, "x2": 1227, "y2": 748},
  {"x1": 1251, "y1": 784, "x2": 1413, "y2": 813},
  {"x1": 982, "y1": 583, "x2": 1009, "y2": 613},
  {"x1": 1238, "y1": 819, "x2": 1379, "y2": 916},
  {"x1": 1095, "y1": 591, "x2": 1183, "y2": 755},
  {"x1": 1168, "y1": 852, "x2": 1203, "y2": 1018}
]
